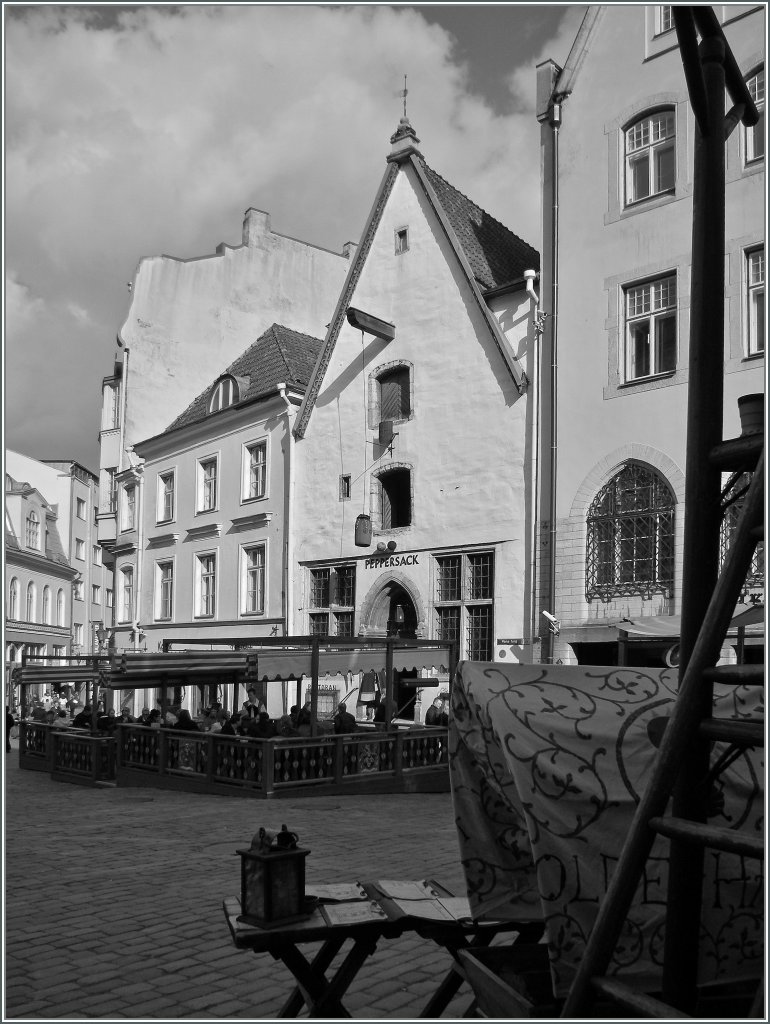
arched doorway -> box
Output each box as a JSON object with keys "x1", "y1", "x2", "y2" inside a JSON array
[{"x1": 360, "y1": 579, "x2": 420, "y2": 720}]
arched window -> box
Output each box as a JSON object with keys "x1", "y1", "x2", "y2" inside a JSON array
[
  {"x1": 42, "y1": 586, "x2": 51, "y2": 624},
  {"x1": 57, "y1": 588, "x2": 66, "y2": 626},
  {"x1": 745, "y1": 66, "x2": 764, "y2": 165},
  {"x1": 26, "y1": 581, "x2": 37, "y2": 622},
  {"x1": 208, "y1": 376, "x2": 239, "y2": 414},
  {"x1": 625, "y1": 108, "x2": 676, "y2": 206},
  {"x1": 8, "y1": 577, "x2": 19, "y2": 620},
  {"x1": 586, "y1": 463, "x2": 675, "y2": 600},
  {"x1": 26, "y1": 510, "x2": 40, "y2": 549}
]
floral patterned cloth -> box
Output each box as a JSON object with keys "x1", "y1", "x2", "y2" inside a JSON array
[{"x1": 449, "y1": 662, "x2": 764, "y2": 997}]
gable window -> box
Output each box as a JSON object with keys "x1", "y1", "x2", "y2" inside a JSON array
[
  {"x1": 654, "y1": 5, "x2": 673, "y2": 35},
  {"x1": 26, "y1": 511, "x2": 40, "y2": 549},
  {"x1": 26, "y1": 582, "x2": 36, "y2": 622},
  {"x1": 241, "y1": 545, "x2": 266, "y2": 615},
  {"x1": 57, "y1": 588, "x2": 65, "y2": 626},
  {"x1": 586, "y1": 463, "x2": 675, "y2": 601},
  {"x1": 76, "y1": 497, "x2": 86, "y2": 519},
  {"x1": 75, "y1": 538, "x2": 85, "y2": 560},
  {"x1": 244, "y1": 442, "x2": 267, "y2": 501},
  {"x1": 745, "y1": 67, "x2": 764, "y2": 165},
  {"x1": 121, "y1": 484, "x2": 136, "y2": 531},
  {"x1": 435, "y1": 551, "x2": 494, "y2": 660},
  {"x1": 8, "y1": 578, "x2": 19, "y2": 620},
  {"x1": 625, "y1": 109, "x2": 675, "y2": 205},
  {"x1": 196, "y1": 552, "x2": 217, "y2": 617},
  {"x1": 746, "y1": 247, "x2": 765, "y2": 356},
  {"x1": 42, "y1": 586, "x2": 51, "y2": 624},
  {"x1": 158, "y1": 471, "x2": 175, "y2": 523},
  {"x1": 375, "y1": 467, "x2": 412, "y2": 530},
  {"x1": 197, "y1": 457, "x2": 218, "y2": 512},
  {"x1": 156, "y1": 560, "x2": 174, "y2": 621},
  {"x1": 395, "y1": 227, "x2": 409, "y2": 254},
  {"x1": 624, "y1": 274, "x2": 677, "y2": 381},
  {"x1": 209, "y1": 376, "x2": 239, "y2": 414},
  {"x1": 120, "y1": 567, "x2": 134, "y2": 622}
]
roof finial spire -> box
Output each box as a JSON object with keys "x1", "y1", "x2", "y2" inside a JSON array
[{"x1": 403, "y1": 74, "x2": 408, "y2": 119}]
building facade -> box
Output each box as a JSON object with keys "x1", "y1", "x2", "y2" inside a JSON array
[
  {"x1": 97, "y1": 207, "x2": 351, "y2": 563},
  {"x1": 534, "y1": 5, "x2": 765, "y2": 665},
  {"x1": 5, "y1": 473, "x2": 78, "y2": 703},
  {"x1": 5, "y1": 451, "x2": 112, "y2": 659},
  {"x1": 291, "y1": 119, "x2": 541, "y2": 717}
]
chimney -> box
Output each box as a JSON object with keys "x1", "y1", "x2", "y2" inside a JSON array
[
  {"x1": 342, "y1": 241, "x2": 358, "y2": 260},
  {"x1": 242, "y1": 208, "x2": 271, "y2": 246}
]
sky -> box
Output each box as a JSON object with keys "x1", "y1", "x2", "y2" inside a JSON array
[{"x1": 4, "y1": 2, "x2": 586, "y2": 474}]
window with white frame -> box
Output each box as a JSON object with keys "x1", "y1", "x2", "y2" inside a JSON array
[
  {"x1": 91, "y1": 584, "x2": 101, "y2": 604},
  {"x1": 106, "y1": 468, "x2": 118, "y2": 513},
  {"x1": 241, "y1": 545, "x2": 266, "y2": 615},
  {"x1": 434, "y1": 552, "x2": 494, "y2": 660},
  {"x1": 196, "y1": 552, "x2": 217, "y2": 617},
  {"x1": 26, "y1": 511, "x2": 40, "y2": 549},
  {"x1": 746, "y1": 67, "x2": 765, "y2": 164},
  {"x1": 57, "y1": 588, "x2": 65, "y2": 626},
  {"x1": 93, "y1": 544, "x2": 102, "y2": 565},
  {"x1": 26, "y1": 581, "x2": 37, "y2": 622},
  {"x1": 75, "y1": 538, "x2": 85, "y2": 560},
  {"x1": 197, "y1": 458, "x2": 218, "y2": 512},
  {"x1": 73, "y1": 580, "x2": 84, "y2": 602},
  {"x1": 76, "y1": 497, "x2": 86, "y2": 519},
  {"x1": 157, "y1": 470, "x2": 175, "y2": 523},
  {"x1": 156, "y1": 560, "x2": 174, "y2": 620},
  {"x1": 120, "y1": 567, "x2": 134, "y2": 622},
  {"x1": 654, "y1": 5, "x2": 673, "y2": 35},
  {"x1": 625, "y1": 109, "x2": 676, "y2": 205},
  {"x1": 624, "y1": 274, "x2": 677, "y2": 381},
  {"x1": 8, "y1": 578, "x2": 19, "y2": 620},
  {"x1": 307, "y1": 565, "x2": 356, "y2": 638},
  {"x1": 746, "y1": 247, "x2": 765, "y2": 356},
  {"x1": 208, "y1": 376, "x2": 239, "y2": 414},
  {"x1": 73, "y1": 623, "x2": 83, "y2": 646},
  {"x1": 122, "y1": 484, "x2": 136, "y2": 531},
  {"x1": 243, "y1": 441, "x2": 267, "y2": 501},
  {"x1": 42, "y1": 586, "x2": 51, "y2": 624}
]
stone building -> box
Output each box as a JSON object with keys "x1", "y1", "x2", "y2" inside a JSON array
[{"x1": 534, "y1": 4, "x2": 764, "y2": 666}]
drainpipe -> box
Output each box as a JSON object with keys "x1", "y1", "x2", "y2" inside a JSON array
[
  {"x1": 523, "y1": 269, "x2": 542, "y2": 650},
  {"x1": 277, "y1": 384, "x2": 295, "y2": 639},
  {"x1": 541, "y1": 102, "x2": 561, "y2": 665}
]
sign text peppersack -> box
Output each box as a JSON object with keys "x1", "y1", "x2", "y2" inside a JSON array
[{"x1": 364, "y1": 553, "x2": 419, "y2": 569}]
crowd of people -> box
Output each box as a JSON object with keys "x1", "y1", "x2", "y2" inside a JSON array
[{"x1": 14, "y1": 686, "x2": 450, "y2": 739}]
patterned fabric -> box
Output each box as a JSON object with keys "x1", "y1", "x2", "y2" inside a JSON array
[{"x1": 450, "y1": 662, "x2": 764, "y2": 997}]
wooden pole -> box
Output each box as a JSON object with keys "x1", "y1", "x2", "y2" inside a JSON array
[
  {"x1": 310, "y1": 638, "x2": 320, "y2": 738},
  {"x1": 384, "y1": 641, "x2": 395, "y2": 727}
]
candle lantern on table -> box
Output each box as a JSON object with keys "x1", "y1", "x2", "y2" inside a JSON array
[{"x1": 237, "y1": 824, "x2": 310, "y2": 928}]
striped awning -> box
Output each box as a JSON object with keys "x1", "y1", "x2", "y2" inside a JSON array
[{"x1": 16, "y1": 664, "x2": 102, "y2": 686}]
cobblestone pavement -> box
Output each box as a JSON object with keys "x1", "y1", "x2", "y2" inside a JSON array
[{"x1": 4, "y1": 740, "x2": 475, "y2": 1020}]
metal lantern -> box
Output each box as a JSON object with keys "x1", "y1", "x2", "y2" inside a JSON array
[
  {"x1": 237, "y1": 825, "x2": 310, "y2": 929},
  {"x1": 354, "y1": 513, "x2": 372, "y2": 547}
]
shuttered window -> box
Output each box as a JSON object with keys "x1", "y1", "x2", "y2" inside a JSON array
[{"x1": 380, "y1": 367, "x2": 410, "y2": 421}]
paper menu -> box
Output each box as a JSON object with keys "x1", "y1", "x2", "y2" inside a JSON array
[
  {"x1": 321, "y1": 901, "x2": 389, "y2": 926},
  {"x1": 375, "y1": 879, "x2": 440, "y2": 900},
  {"x1": 305, "y1": 883, "x2": 367, "y2": 902}
]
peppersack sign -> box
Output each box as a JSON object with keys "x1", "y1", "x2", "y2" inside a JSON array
[{"x1": 363, "y1": 553, "x2": 419, "y2": 569}]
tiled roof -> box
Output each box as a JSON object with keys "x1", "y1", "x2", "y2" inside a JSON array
[
  {"x1": 421, "y1": 162, "x2": 539, "y2": 291},
  {"x1": 167, "y1": 324, "x2": 324, "y2": 432}
]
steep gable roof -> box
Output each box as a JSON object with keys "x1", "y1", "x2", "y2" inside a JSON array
[
  {"x1": 421, "y1": 163, "x2": 539, "y2": 291},
  {"x1": 166, "y1": 324, "x2": 324, "y2": 432}
]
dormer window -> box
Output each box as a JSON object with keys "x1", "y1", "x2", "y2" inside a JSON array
[
  {"x1": 26, "y1": 511, "x2": 40, "y2": 549},
  {"x1": 209, "y1": 376, "x2": 239, "y2": 414}
]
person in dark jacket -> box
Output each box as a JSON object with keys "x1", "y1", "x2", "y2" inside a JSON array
[
  {"x1": 6, "y1": 706, "x2": 15, "y2": 752},
  {"x1": 72, "y1": 705, "x2": 93, "y2": 729},
  {"x1": 333, "y1": 702, "x2": 357, "y2": 734},
  {"x1": 174, "y1": 709, "x2": 200, "y2": 732}
]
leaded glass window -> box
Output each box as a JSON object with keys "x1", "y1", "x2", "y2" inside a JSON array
[
  {"x1": 586, "y1": 463, "x2": 675, "y2": 600},
  {"x1": 720, "y1": 472, "x2": 764, "y2": 598}
]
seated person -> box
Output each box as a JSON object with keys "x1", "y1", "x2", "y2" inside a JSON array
[
  {"x1": 425, "y1": 697, "x2": 445, "y2": 726},
  {"x1": 253, "y1": 711, "x2": 277, "y2": 738},
  {"x1": 147, "y1": 709, "x2": 162, "y2": 729},
  {"x1": 333, "y1": 702, "x2": 358, "y2": 734},
  {"x1": 220, "y1": 713, "x2": 240, "y2": 736},
  {"x1": 71, "y1": 705, "x2": 92, "y2": 729},
  {"x1": 296, "y1": 700, "x2": 313, "y2": 735},
  {"x1": 117, "y1": 706, "x2": 134, "y2": 724},
  {"x1": 174, "y1": 709, "x2": 199, "y2": 732},
  {"x1": 278, "y1": 714, "x2": 298, "y2": 737},
  {"x1": 136, "y1": 707, "x2": 152, "y2": 726}
]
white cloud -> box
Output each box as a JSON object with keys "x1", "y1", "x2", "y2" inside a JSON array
[
  {"x1": 4, "y1": 4, "x2": 580, "y2": 467},
  {"x1": 5, "y1": 271, "x2": 46, "y2": 332}
]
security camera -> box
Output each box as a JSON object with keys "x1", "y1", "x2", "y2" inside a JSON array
[{"x1": 541, "y1": 611, "x2": 561, "y2": 635}]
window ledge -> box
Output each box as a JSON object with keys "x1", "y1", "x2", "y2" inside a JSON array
[
  {"x1": 147, "y1": 533, "x2": 180, "y2": 547},
  {"x1": 113, "y1": 541, "x2": 137, "y2": 555},
  {"x1": 231, "y1": 511, "x2": 273, "y2": 531},
  {"x1": 618, "y1": 370, "x2": 677, "y2": 389},
  {"x1": 186, "y1": 523, "x2": 222, "y2": 540}
]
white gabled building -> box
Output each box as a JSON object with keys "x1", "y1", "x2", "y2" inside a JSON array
[{"x1": 291, "y1": 119, "x2": 541, "y2": 720}]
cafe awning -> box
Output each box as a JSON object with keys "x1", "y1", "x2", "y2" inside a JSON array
[{"x1": 563, "y1": 606, "x2": 764, "y2": 646}]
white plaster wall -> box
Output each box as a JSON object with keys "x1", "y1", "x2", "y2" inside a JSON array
[
  {"x1": 294, "y1": 166, "x2": 534, "y2": 647},
  {"x1": 118, "y1": 210, "x2": 349, "y2": 454}
]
